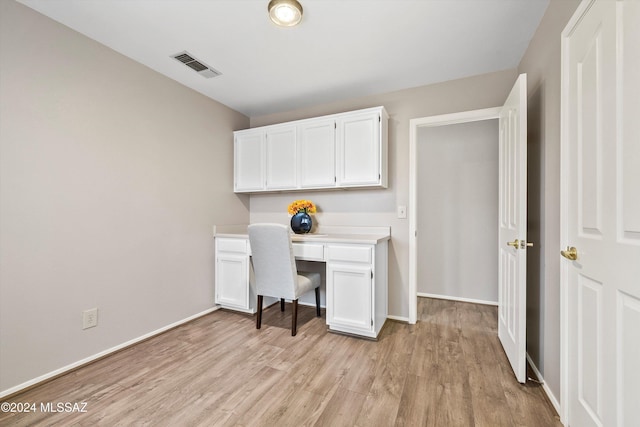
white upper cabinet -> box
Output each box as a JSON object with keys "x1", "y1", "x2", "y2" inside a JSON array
[
  {"x1": 234, "y1": 129, "x2": 264, "y2": 192},
  {"x1": 337, "y1": 110, "x2": 382, "y2": 187},
  {"x1": 298, "y1": 118, "x2": 336, "y2": 188},
  {"x1": 234, "y1": 106, "x2": 388, "y2": 193},
  {"x1": 265, "y1": 125, "x2": 297, "y2": 190}
]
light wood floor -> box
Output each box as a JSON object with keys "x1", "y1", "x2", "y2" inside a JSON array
[{"x1": 1, "y1": 298, "x2": 561, "y2": 426}]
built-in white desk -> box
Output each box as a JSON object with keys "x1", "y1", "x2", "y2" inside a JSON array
[{"x1": 213, "y1": 225, "x2": 390, "y2": 339}]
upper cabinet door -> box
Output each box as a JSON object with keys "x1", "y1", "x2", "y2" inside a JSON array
[
  {"x1": 337, "y1": 111, "x2": 382, "y2": 186},
  {"x1": 265, "y1": 125, "x2": 297, "y2": 190},
  {"x1": 234, "y1": 129, "x2": 264, "y2": 192},
  {"x1": 298, "y1": 119, "x2": 336, "y2": 188}
]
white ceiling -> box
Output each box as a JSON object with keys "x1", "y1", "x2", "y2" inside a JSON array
[{"x1": 18, "y1": 0, "x2": 549, "y2": 117}]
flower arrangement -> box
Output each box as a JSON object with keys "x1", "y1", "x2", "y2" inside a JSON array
[{"x1": 287, "y1": 199, "x2": 317, "y2": 215}]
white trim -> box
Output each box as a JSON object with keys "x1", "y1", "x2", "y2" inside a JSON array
[
  {"x1": 417, "y1": 292, "x2": 498, "y2": 306},
  {"x1": 408, "y1": 107, "x2": 501, "y2": 324},
  {"x1": 0, "y1": 307, "x2": 219, "y2": 399},
  {"x1": 386, "y1": 314, "x2": 410, "y2": 323},
  {"x1": 526, "y1": 353, "x2": 562, "y2": 419},
  {"x1": 298, "y1": 301, "x2": 326, "y2": 309},
  {"x1": 559, "y1": 1, "x2": 596, "y2": 424},
  {"x1": 411, "y1": 107, "x2": 502, "y2": 127}
]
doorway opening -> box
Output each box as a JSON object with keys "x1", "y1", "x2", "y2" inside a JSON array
[
  {"x1": 408, "y1": 107, "x2": 501, "y2": 324},
  {"x1": 417, "y1": 118, "x2": 499, "y2": 304}
]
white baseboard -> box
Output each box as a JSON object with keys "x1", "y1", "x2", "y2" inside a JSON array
[
  {"x1": 387, "y1": 314, "x2": 410, "y2": 323},
  {"x1": 297, "y1": 301, "x2": 326, "y2": 309},
  {"x1": 417, "y1": 292, "x2": 498, "y2": 306},
  {"x1": 526, "y1": 353, "x2": 562, "y2": 418},
  {"x1": 0, "y1": 307, "x2": 219, "y2": 399}
]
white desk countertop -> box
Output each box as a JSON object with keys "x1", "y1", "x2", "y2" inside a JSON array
[{"x1": 213, "y1": 224, "x2": 390, "y2": 245}]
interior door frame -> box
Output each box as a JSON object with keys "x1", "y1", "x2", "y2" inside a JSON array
[{"x1": 408, "y1": 107, "x2": 501, "y2": 324}]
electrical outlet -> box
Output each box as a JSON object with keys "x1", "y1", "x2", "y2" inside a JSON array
[
  {"x1": 82, "y1": 308, "x2": 98, "y2": 329},
  {"x1": 397, "y1": 205, "x2": 407, "y2": 219}
]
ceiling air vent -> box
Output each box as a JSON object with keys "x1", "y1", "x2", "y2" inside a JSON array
[{"x1": 171, "y1": 51, "x2": 221, "y2": 79}]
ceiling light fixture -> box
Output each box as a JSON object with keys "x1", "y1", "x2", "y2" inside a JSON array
[{"x1": 268, "y1": 0, "x2": 303, "y2": 27}]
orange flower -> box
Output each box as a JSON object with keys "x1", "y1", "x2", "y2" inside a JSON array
[{"x1": 288, "y1": 199, "x2": 317, "y2": 215}]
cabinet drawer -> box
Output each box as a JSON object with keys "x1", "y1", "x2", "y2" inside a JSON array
[
  {"x1": 327, "y1": 245, "x2": 372, "y2": 263},
  {"x1": 216, "y1": 238, "x2": 248, "y2": 254},
  {"x1": 292, "y1": 243, "x2": 325, "y2": 261}
]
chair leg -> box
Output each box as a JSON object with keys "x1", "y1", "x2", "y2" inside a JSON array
[
  {"x1": 256, "y1": 295, "x2": 263, "y2": 330},
  {"x1": 291, "y1": 299, "x2": 298, "y2": 336},
  {"x1": 280, "y1": 298, "x2": 285, "y2": 312},
  {"x1": 315, "y1": 287, "x2": 321, "y2": 317}
]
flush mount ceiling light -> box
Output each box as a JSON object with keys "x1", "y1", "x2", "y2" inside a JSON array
[{"x1": 268, "y1": 0, "x2": 303, "y2": 27}]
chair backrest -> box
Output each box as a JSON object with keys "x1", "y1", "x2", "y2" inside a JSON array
[{"x1": 248, "y1": 223, "x2": 299, "y2": 300}]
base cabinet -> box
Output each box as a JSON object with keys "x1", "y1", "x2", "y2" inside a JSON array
[
  {"x1": 325, "y1": 243, "x2": 386, "y2": 338},
  {"x1": 214, "y1": 238, "x2": 254, "y2": 313},
  {"x1": 213, "y1": 231, "x2": 388, "y2": 338}
]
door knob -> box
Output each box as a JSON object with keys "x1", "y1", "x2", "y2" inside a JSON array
[
  {"x1": 561, "y1": 246, "x2": 578, "y2": 260},
  {"x1": 507, "y1": 239, "x2": 520, "y2": 248}
]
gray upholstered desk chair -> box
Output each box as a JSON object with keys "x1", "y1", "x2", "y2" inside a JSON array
[{"x1": 248, "y1": 223, "x2": 321, "y2": 336}]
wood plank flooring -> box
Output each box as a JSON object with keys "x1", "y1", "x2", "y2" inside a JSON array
[{"x1": 0, "y1": 298, "x2": 562, "y2": 426}]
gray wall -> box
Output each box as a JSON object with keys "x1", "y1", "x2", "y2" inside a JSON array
[
  {"x1": 0, "y1": 1, "x2": 249, "y2": 393},
  {"x1": 417, "y1": 120, "x2": 499, "y2": 303},
  {"x1": 249, "y1": 69, "x2": 519, "y2": 318},
  {"x1": 518, "y1": 0, "x2": 581, "y2": 403}
]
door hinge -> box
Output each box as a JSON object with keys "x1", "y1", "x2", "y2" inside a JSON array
[
  {"x1": 379, "y1": 115, "x2": 381, "y2": 122},
  {"x1": 371, "y1": 271, "x2": 373, "y2": 279},
  {"x1": 334, "y1": 176, "x2": 337, "y2": 183},
  {"x1": 334, "y1": 122, "x2": 336, "y2": 129},
  {"x1": 371, "y1": 319, "x2": 373, "y2": 326}
]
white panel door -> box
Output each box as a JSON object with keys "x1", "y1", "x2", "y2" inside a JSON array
[
  {"x1": 234, "y1": 129, "x2": 264, "y2": 192},
  {"x1": 265, "y1": 125, "x2": 297, "y2": 190},
  {"x1": 563, "y1": 1, "x2": 640, "y2": 426},
  {"x1": 298, "y1": 119, "x2": 336, "y2": 188},
  {"x1": 337, "y1": 111, "x2": 380, "y2": 186},
  {"x1": 498, "y1": 73, "x2": 528, "y2": 384}
]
